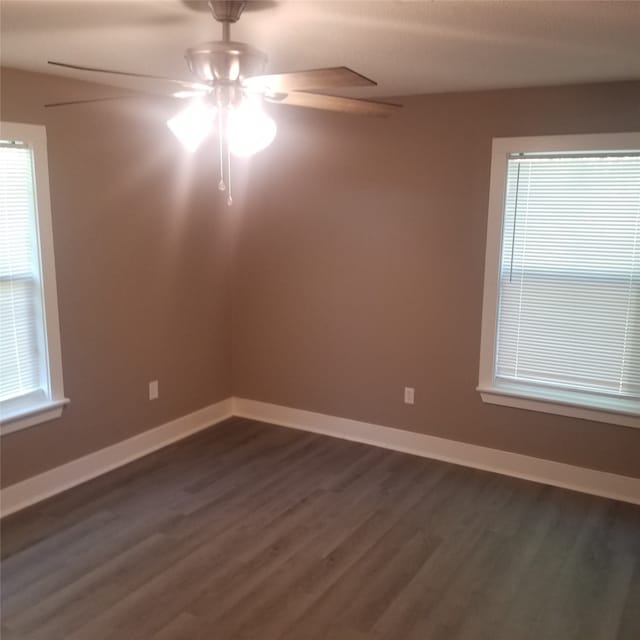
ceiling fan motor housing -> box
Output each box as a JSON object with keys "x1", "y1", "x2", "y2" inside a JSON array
[{"x1": 185, "y1": 41, "x2": 267, "y2": 84}]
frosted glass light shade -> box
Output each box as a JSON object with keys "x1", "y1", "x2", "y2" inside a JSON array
[
  {"x1": 227, "y1": 100, "x2": 277, "y2": 157},
  {"x1": 167, "y1": 101, "x2": 216, "y2": 152}
]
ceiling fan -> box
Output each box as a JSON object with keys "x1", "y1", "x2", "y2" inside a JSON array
[{"x1": 46, "y1": 0, "x2": 402, "y2": 204}]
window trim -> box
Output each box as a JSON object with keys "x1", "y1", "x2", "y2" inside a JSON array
[
  {"x1": 0, "y1": 121, "x2": 69, "y2": 435},
  {"x1": 478, "y1": 132, "x2": 640, "y2": 430}
]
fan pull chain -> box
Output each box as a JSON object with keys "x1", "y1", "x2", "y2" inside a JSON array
[
  {"x1": 217, "y1": 109, "x2": 226, "y2": 192},
  {"x1": 226, "y1": 141, "x2": 233, "y2": 206}
]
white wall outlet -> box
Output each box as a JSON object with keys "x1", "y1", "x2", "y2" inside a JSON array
[
  {"x1": 404, "y1": 387, "x2": 415, "y2": 405},
  {"x1": 149, "y1": 380, "x2": 159, "y2": 400}
]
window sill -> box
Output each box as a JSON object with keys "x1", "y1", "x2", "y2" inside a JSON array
[
  {"x1": 0, "y1": 398, "x2": 70, "y2": 435},
  {"x1": 477, "y1": 384, "x2": 639, "y2": 429}
]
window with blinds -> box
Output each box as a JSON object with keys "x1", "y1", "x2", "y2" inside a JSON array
[
  {"x1": 479, "y1": 134, "x2": 640, "y2": 428},
  {"x1": 0, "y1": 141, "x2": 46, "y2": 405},
  {"x1": 0, "y1": 122, "x2": 66, "y2": 434}
]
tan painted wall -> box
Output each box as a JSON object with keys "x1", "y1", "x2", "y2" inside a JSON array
[
  {"x1": 1, "y1": 68, "x2": 233, "y2": 486},
  {"x1": 2, "y1": 70, "x2": 638, "y2": 489},
  {"x1": 233, "y1": 81, "x2": 640, "y2": 478}
]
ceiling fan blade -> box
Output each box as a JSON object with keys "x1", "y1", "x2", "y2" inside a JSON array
[
  {"x1": 265, "y1": 92, "x2": 401, "y2": 117},
  {"x1": 44, "y1": 94, "x2": 179, "y2": 107},
  {"x1": 245, "y1": 67, "x2": 377, "y2": 93},
  {"x1": 48, "y1": 61, "x2": 210, "y2": 91}
]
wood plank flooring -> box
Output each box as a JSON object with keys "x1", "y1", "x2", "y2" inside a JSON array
[{"x1": 2, "y1": 418, "x2": 639, "y2": 640}]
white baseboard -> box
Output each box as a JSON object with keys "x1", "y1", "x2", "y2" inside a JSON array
[
  {"x1": 0, "y1": 398, "x2": 234, "y2": 517},
  {"x1": 3, "y1": 395, "x2": 638, "y2": 517},
  {"x1": 233, "y1": 397, "x2": 640, "y2": 505}
]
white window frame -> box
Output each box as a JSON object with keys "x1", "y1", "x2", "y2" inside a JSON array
[
  {"x1": 478, "y1": 132, "x2": 640, "y2": 430},
  {"x1": 0, "y1": 122, "x2": 69, "y2": 435}
]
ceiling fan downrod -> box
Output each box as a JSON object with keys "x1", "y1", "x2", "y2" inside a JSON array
[{"x1": 208, "y1": 1, "x2": 247, "y2": 42}]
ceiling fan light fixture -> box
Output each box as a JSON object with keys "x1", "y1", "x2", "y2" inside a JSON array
[
  {"x1": 227, "y1": 99, "x2": 277, "y2": 157},
  {"x1": 46, "y1": 1, "x2": 399, "y2": 205},
  {"x1": 167, "y1": 100, "x2": 216, "y2": 152}
]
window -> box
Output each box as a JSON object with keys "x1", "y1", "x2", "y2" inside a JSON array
[
  {"x1": 1, "y1": 122, "x2": 68, "y2": 434},
  {"x1": 478, "y1": 133, "x2": 640, "y2": 429}
]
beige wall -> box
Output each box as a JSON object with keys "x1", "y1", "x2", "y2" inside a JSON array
[
  {"x1": 233, "y1": 81, "x2": 640, "y2": 478},
  {"x1": 2, "y1": 70, "x2": 638, "y2": 489},
  {"x1": 1, "y1": 68, "x2": 233, "y2": 486}
]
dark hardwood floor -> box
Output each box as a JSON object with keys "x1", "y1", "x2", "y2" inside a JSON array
[{"x1": 1, "y1": 418, "x2": 639, "y2": 640}]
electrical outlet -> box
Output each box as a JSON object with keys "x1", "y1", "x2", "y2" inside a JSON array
[
  {"x1": 404, "y1": 387, "x2": 415, "y2": 405},
  {"x1": 149, "y1": 380, "x2": 159, "y2": 400}
]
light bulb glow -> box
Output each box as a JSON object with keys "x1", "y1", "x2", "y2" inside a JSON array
[
  {"x1": 172, "y1": 90, "x2": 209, "y2": 99},
  {"x1": 227, "y1": 100, "x2": 277, "y2": 157},
  {"x1": 167, "y1": 101, "x2": 216, "y2": 152}
]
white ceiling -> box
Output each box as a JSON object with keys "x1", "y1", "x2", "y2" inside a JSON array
[{"x1": 1, "y1": 0, "x2": 639, "y2": 98}]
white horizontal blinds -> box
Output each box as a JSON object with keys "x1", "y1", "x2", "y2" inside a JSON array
[
  {"x1": 0, "y1": 142, "x2": 46, "y2": 402},
  {"x1": 496, "y1": 152, "x2": 640, "y2": 399}
]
